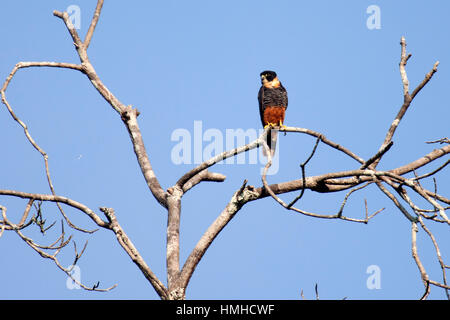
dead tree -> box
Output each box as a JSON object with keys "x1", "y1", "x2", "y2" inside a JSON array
[{"x1": 1, "y1": 1, "x2": 448, "y2": 300}]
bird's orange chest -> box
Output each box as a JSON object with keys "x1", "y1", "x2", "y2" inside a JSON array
[{"x1": 263, "y1": 106, "x2": 285, "y2": 126}]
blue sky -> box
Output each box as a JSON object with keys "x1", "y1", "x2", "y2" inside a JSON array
[{"x1": 0, "y1": 1, "x2": 449, "y2": 299}]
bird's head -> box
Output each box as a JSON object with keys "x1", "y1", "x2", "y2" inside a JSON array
[{"x1": 260, "y1": 70, "x2": 280, "y2": 87}]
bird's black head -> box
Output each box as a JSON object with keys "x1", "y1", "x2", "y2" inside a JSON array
[{"x1": 260, "y1": 70, "x2": 277, "y2": 82}]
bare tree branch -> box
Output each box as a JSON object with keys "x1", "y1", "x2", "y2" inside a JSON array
[
  {"x1": 84, "y1": 0, "x2": 104, "y2": 48},
  {"x1": 375, "y1": 36, "x2": 439, "y2": 167},
  {"x1": 52, "y1": 8, "x2": 168, "y2": 208},
  {"x1": 426, "y1": 137, "x2": 450, "y2": 145},
  {"x1": 176, "y1": 128, "x2": 269, "y2": 189},
  {"x1": 166, "y1": 187, "x2": 182, "y2": 295},
  {"x1": 279, "y1": 127, "x2": 365, "y2": 164},
  {"x1": 261, "y1": 144, "x2": 385, "y2": 223},
  {"x1": 360, "y1": 141, "x2": 394, "y2": 170},
  {"x1": 413, "y1": 159, "x2": 450, "y2": 181},
  {"x1": 178, "y1": 180, "x2": 260, "y2": 291},
  {"x1": 287, "y1": 136, "x2": 321, "y2": 208},
  {"x1": 0, "y1": 205, "x2": 115, "y2": 292},
  {"x1": 0, "y1": 189, "x2": 108, "y2": 228},
  {"x1": 375, "y1": 181, "x2": 417, "y2": 222},
  {"x1": 1, "y1": 61, "x2": 94, "y2": 233},
  {"x1": 100, "y1": 207, "x2": 169, "y2": 299},
  {"x1": 412, "y1": 221, "x2": 430, "y2": 299},
  {"x1": 417, "y1": 216, "x2": 449, "y2": 299},
  {"x1": 182, "y1": 170, "x2": 226, "y2": 194}
]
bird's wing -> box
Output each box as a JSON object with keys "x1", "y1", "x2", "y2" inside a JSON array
[
  {"x1": 258, "y1": 86, "x2": 265, "y2": 126},
  {"x1": 280, "y1": 84, "x2": 288, "y2": 109}
]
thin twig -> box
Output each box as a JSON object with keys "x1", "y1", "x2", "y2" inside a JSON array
[
  {"x1": 360, "y1": 141, "x2": 394, "y2": 170},
  {"x1": 84, "y1": 0, "x2": 104, "y2": 48},
  {"x1": 374, "y1": 37, "x2": 439, "y2": 168},
  {"x1": 411, "y1": 221, "x2": 430, "y2": 299},
  {"x1": 413, "y1": 159, "x2": 450, "y2": 181},
  {"x1": 99, "y1": 207, "x2": 169, "y2": 299},
  {"x1": 417, "y1": 217, "x2": 449, "y2": 299},
  {"x1": 287, "y1": 136, "x2": 321, "y2": 208},
  {"x1": 426, "y1": 137, "x2": 450, "y2": 144}
]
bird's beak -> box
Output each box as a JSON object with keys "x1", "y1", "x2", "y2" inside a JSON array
[{"x1": 261, "y1": 74, "x2": 266, "y2": 80}]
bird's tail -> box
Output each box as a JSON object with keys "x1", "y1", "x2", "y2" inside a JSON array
[{"x1": 263, "y1": 129, "x2": 278, "y2": 157}]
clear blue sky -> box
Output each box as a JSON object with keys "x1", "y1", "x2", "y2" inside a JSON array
[{"x1": 1, "y1": 1, "x2": 449, "y2": 299}]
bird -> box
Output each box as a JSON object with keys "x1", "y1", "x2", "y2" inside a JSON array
[{"x1": 258, "y1": 70, "x2": 288, "y2": 157}]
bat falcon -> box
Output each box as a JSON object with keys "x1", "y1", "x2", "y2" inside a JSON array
[{"x1": 258, "y1": 70, "x2": 288, "y2": 156}]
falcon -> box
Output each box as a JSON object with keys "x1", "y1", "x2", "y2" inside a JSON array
[{"x1": 258, "y1": 70, "x2": 288, "y2": 156}]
